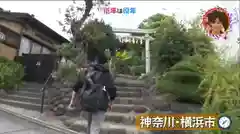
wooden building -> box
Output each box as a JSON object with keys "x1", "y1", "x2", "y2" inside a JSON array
[
  {"x1": 0, "y1": 10, "x2": 69, "y2": 60},
  {"x1": 0, "y1": 10, "x2": 69, "y2": 83}
]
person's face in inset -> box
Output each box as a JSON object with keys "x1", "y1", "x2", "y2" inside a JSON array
[{"x1": 209, "y1": 18, "x2": 224, "y2": 35}]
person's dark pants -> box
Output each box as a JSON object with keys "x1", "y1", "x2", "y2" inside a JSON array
[{"x1": 86, "y1": 111, "x2": 106, "y2": 134}]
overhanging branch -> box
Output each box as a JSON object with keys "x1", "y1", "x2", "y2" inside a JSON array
[{"x1": 71, "y1": 0, "x2": 93, "y2": 36}]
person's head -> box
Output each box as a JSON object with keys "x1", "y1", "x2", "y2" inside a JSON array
[
  {"x1": 206, "y1": 9, "x2": 229, "y2": 35},
  {"x1": 87, "y1": 47, "x2": 108, "y2": 65}
]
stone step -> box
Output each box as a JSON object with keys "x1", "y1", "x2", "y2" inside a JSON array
[
  {"x1": 19, "y1": 89, "x2": 142, "y2": 99},
  {"x1": 64, "y1": 118, "x2": 149, "y2": 134},
  {"x1": 116, "y1": 86, "x2": 142, "y2": 92},
  {"x1": 117, "y1": 91, "x2": 141, "y2": 98},
  {"x1": 65, "y1": 103, "x2": 149, "y2": 114},
  {"x1": 23, "y1": 82, "x2": 44, "y2": 87},
  {"x1": 16, "y1": 91, "x2": 147, "y2": 112},
  {"x1": 114, "y1": 97, "x2": 143, "y2": 105},
  {"x1": 17, "y1": 91, "x2": 45, "y2": 98},
  {"x1": 64, "y1": 111, "x2": 137, "y2": 125},
  {"x1": 18, "y1": 87, "x2": 46, "y2": 92},
  {"x1": 21, "y1": 83, "x2": 56, "y2": 91},
  {"x1": 116, "y1": 74, "x2": 138, "y2": 79},
  {"x1": 111, "y1": 104, "x2": 149, "y2": 113},
  {"x1": 0, "y1": 98, "x2": 49, "y2": 111},
  {"x1": 115, "y1": 82, "x2": 144, "y2": 87},
  {"x1": 20, "y1": 85, "x2": 142, "y2": 93},
  {"x1": 105, "y1": 112, "x2": 136, "y2": 125},
  {"x1": 115, "y1": 78, "x2": 144, "y2": 87},
  {"x1": 3, "y1": 94, "x2": 48, "y2": 104},
  {"x1": 6, "y1": 91, "x2": 146, "y2": 113},
  {"x1": 20, "y1": 86, "x2": 142, "y2": 95}
]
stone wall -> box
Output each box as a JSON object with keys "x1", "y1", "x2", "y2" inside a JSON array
[{"x1": 47, "y1": 82, "x2": 74, "y2": 116}]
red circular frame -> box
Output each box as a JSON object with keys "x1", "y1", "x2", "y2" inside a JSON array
[{"x1": 201, "y1": 7, "x2": 230, "y2": 32}]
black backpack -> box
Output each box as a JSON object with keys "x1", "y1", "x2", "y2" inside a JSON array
[{"x1": 79, "y1": 65, "x2": 111, "y2": 112}]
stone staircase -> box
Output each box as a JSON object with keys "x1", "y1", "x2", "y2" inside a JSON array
[
  {"x1": 0, "y1": 77, "x2": 151, "y2": 134},
  {"x1": 0, "y1": 83, "x2": 49, "y2": 112},
  {"x1": 61, "y1": 77, "x2": 151, "y2": 134}
]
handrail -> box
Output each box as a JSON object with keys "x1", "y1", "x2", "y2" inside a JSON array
[{"x1": 40, "y1": 73, "x2": 53, "y2": 113}]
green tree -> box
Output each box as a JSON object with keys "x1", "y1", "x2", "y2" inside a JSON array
[
  {"x1": 80, "y1": 19, "x2": 118, "y2": 55},
  {"x1": 58, "y1": 0, "x2": 109, "y2": 64},
  {"x1": 138, "y1": 13, "x2": 214, "y2": 74},
  {"x1": 137, "y1": 13, "x2": 172, "y2": 38},
  {"x1": 139, "y1": 13, "x2": 169, "y2": 29},
  {"x1": 140, "y1": 12, "x2": 216, "y2": 105},
  {"x1": 151, "y1": 15, "x2": 194, "y2": 73},
  {"x1": 187, "y1": 13, "x2": 215, "y2": 57},
  {"x1": 57, "y1": 4, "x2": 120, "y2": 82}
]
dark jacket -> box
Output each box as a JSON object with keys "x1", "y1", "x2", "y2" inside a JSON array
[{"x1": 72, "y1": 64, "x2": 117, "y2": 101}]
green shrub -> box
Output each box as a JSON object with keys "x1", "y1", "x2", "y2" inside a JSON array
[
  {"x1": 130, "y1": 65, "x2": 145, "y2": 76},
  {"x1": 196, "y1": 55, "x2": 240, "y2": 134},
  {"x1": 157, "y1": 55, "x2": 204, "y2": 104},
  {"x1": 115, "y1": 50, "x2": 144, "y2": 75},
  {"x1": 163, "y1": 70, "x2": 201, "y2": 84},
  {"x1": 115, "y1": 59, "x2": 131, "y2": 74},
  {"x1": 115, "y1": 51, "x2": 131, "y2": 74},
  {"x1": 56, "y1": 63, "x2": 81, "y2": 84},
  {"x1": 0, "y1": 57, "x2": 24, "y2": 91},
  {"x1": 0, "y1": 56, "x2": 9, "y2": 63}
]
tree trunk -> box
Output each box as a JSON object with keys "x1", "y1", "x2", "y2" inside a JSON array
[{"x1": 70, "y1": 0, "x2": 93, "y2": 66}]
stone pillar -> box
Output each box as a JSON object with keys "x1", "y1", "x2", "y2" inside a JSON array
[
  {"x1": 141, "y1": 50, "x2": 145, "y2": 60},
  {"x1": 145, "y1": 34, "x2": 151, "y2": 73}
]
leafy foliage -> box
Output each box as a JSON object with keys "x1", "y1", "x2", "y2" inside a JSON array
[
  {"x1": 81, "y1": 19, "x2": 119, "y2": 54},
  {"x1": 196, "y1": 55, "x2": 240, "y2": 134},
  {"x1": 57, "y1": 43, "x2": 79, "y2": 59},
  {"x1": 186, "y1": 15, "x2": 215, "y2": 57},
  {"x1": 115, "y1": 50, "x2": 131, "y2": 74},
  {"x1": 157, "y1": 55, "x2": 205, "y2": 104},
  {"x1": 138, "y1": 13, "x2": 171, "y2": 37},
  {"x1": 150, "y1": 15, "x2": 194, "y2": 73},
  {"x1": 138, "y1": 13, "x2": 214, "y2": 74},
  {"x1": 55, "y1": 63, "x2": 81, "y2": 84},
  {"x1": 57, "y1": 19, "x2": 118, "y2": 62},
  {"x1": 115, "y1": 50, "x2": 145, "y2": 75},
  {"x1": 0, "y1": 57, "x2": 24, "y2": 91},
  {"x1": 57, "y1": 16, "x2": 119, "y2": 82},
  {"x1": 58, "y1": 0, "x2": 111, "y2": 64},
  {"x1": 58, "y1": 0, "x2": 107, "y2": 36},
  {"x1": 139, "y1": 13, "x2": 170, "y2": 29},
  {"x1": 137, "y1": 10, "x2": 240, "y2": 134}
]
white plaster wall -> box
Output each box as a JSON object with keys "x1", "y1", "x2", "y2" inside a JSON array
[{"x1": 213, "y1": 1, "x2": 240, "y2": 62}]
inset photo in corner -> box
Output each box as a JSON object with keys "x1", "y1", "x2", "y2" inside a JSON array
[{"x1": 202, "y1": 7, "x2": 230, "y2": 40}]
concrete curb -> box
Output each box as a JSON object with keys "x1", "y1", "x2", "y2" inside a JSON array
[{"x1": 0, "y1": 106, "x2": 79, "y2": 134}]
